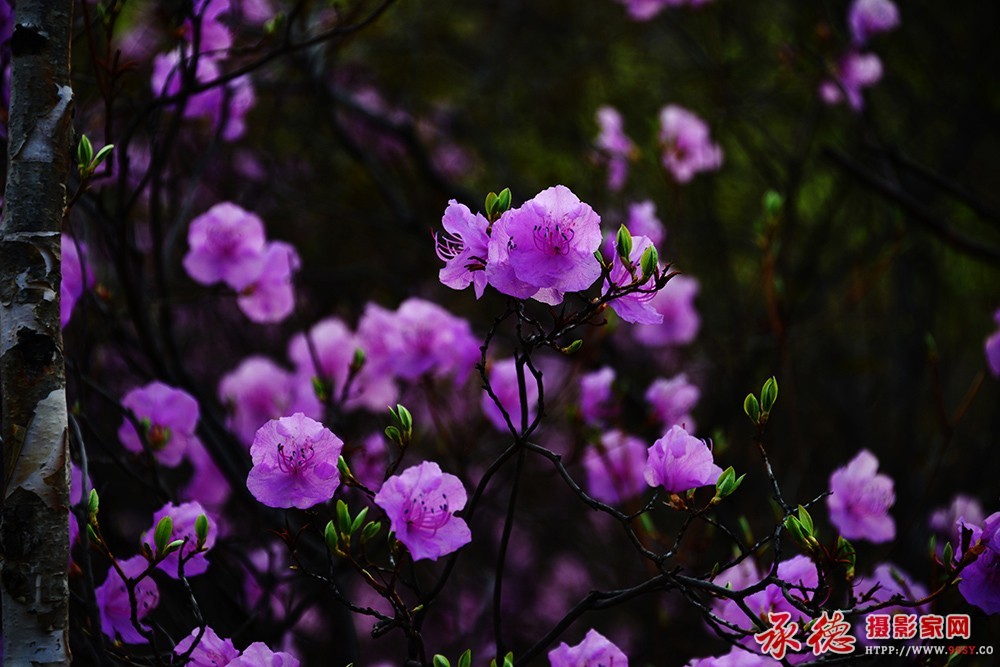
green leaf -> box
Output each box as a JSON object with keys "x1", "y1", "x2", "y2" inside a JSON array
[
  {"x1": 562, "y1": 339, "x2": 583, "y2": 355},
  {"x1": 762, "y1": 190, "x2": 783, "y2": 218},
  {"x1": 336, "y1": 499, "x2": 351, "y2": 535},
  {"x1": 433, "y1": 656, "x2": 451, "y2": 667},
  {"x1": 77, "y1": 134, "x2": 93, "y2": 169},
  {"x1": 361, "y1": 521, "x2": 382, "y2": 541},
  {"x1": 396, "y1": 403, "x2": 413, "y2": 435},
  {"x1": 88, "y1": 488, "x2": 100, "y2": 517},
  {"x1": 337, "y1": 456, "x2": 350, "y2": 477},
  {"x1": 743, "y1": 393, "x2": 761, "y2": 423},
  {"x1": 324, "y1": 520, "x2": 338, "y2": 552},
  {"x1": 458, "y1": 649, "x2": 472, "y2": 667},
  {"x1": 91, "y1": 143, "x2": 115, "y2": 168},
  {"x1": 796, "y1": 505, "x2": 814, "y2": 535},
  {"x1": 350, "y1": 507, "x2": 369, "y2": 535},
  {"x1": 164, "y1": 538, "x2": 186, "y2": 555},
  {"x1": 496, "y1": 187, "x2": 512, "y2": 214},
  {"x1": 485, "y1": 191, "x2": 499, "y2": 219},
  {"x1": 153, "y1": 516, "x2": 174, "y2": 556},
  {"x1": 503, "y1": 652, "x2": 514, "y2": 667},
  {"x1": 761, "y1": 376, "x2": 778, "y2": 413},
  {"x1": 384, "y1": 425, "x2": 401, "y2": 444}
]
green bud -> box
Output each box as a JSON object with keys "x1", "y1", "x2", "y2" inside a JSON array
[
  {"x1": 458, "y1": 649, "x2": 472, "y2": 667},
  {"x1": 384, "y1": 425, "x2": 401, "y2": 445},
  {"x1": 154, "y1": 515, "x2": 174, "y2": 557},
  {"x1": 496, "y1": 187, "x2": 512, "y2": 214},
  {"x1": 350, "y1": 507, "x2": 369, "y2": 535},
  {"x1": 92, "y1": 143, "x2": 115, "y2": 169},
  {"x1": 337, "y1": 455, "x2": 351, "y2": 478},
  {"x1": 351, "y1": 347, "x2": 366, "y2": 372},
  {"x1": 743, "y1": 393, "x2": 761, "y2": 424},
  {"x1": 783, "y1": 515, "x2": 808, "y2": 548},
  {"x1": 139, "y1": 417, "x2": 152, "y2": 433},
  {"x1": 88, "y1": 488, "x2": 100, "y2": 518},
  {"x1": 639, "y1": 245, "x2": 658, "y2": 280},
  {"x1": 615, "y1": 225, "x2": 633, "y2": 260},
  {"x1": 77, "y1": 135, "x2": 93, "y2": 170},
  {"x1": 324, "y1": 520, "x2": 338, "y2": 552},
  {"x1": 86, "y1": 523, "x2": 99, "y2": 543},
  {"x1": 796, "y1": 505, "x2": 815, "y2": 535},
  {"x1": 562, "y1": 339, "x2": 583, "y2": 355},
  {"x1": 336, "y1": 499, "x2": 351, "y2": 535},
  {"x1": 396, "y1": 404, "x2": 413, "y2": 436},
  {"x1": 433, "y1": 656, "x2": 451, "y2": 667},
  {"x1": 760, "y1": 376, "x2": 778, "y2": 414},
  {"x1": 714, "y1": 466, "x2": 745, "y2": 501},
  {"x1": 942, "y1": 541, "x2": 953, "y2": 566},
  {"x1": 311, "y1": 376, "x2": 330, "y2": 402},
  {"x1": 194, "y1": 514, "x2": 209, "y2": 548},
  {"x1": 503, "y1": 652, "x2": 514, "y2": 667},
  {"x1": 361, "y1": 521, "x2": 382, "y2": 542},
  {"x1": 485, "y1": 191, "x2": 499, "y2": 219},
  {"x1": 164, "y1": 538, "x2": 186, "y2": 555},
  {"x1": 762, "y1": 190, "x2": 783, "y2": 218}
]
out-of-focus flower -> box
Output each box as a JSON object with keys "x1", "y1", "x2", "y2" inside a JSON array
[
  {"x1": 182, "y1": 442, "x2": 231, "y2": 510},
  {"x1": 219, "y1": 356, "x2": 295, "y2": 446},
  {"x1": 183, "y1": 202, "x2": 267, "y2": 289},
  {"x1": 146, "y1": 501, "x2": 217, "y2": 578},
  {"x1": 819, "y1": 51, "x2": 883, "y2": 111},
  {"x1": 174, "y1": 626, "x2": 241, "y2": 666},
  {"x1": 627, "y1": 200, "x2": 666, "y2": 248},
  {"x1": 246, "y1": 413, "x2": 343, "y2": 509},
  {"x1": 929, "y1": 494, "x2": 984, "y2": 549},
  {"x1": 848, "y1": 0, "x2": 900, "y2": 46},
  {"x1": 481, "y1": 357, "x2": 539, "y2": 432},
  {"x1": 96, "y1": 555, "x2": 159, "y2": 644},
  {"x1": 957, "y1": 512, "x2": 1000, "y2": 614},
  {"x1": 374, "y1": 461, "x2": 472, "y2": 561},
  {"x1": 584, "y1": 430, "x2": 648, "y2": 504},
  {"x1": 548, "y1": 628, "x2": 629, "y2": 666},
  {"x1": 659, "y1": 105, "x2": 723, "y2": 183},
  {"x1": 714, "y1": 555, "x2": 818, "y2": 635},
  {"x1": 436, "y1": 200, "x2": 490, "y2": 299},
  {"x1": 686, "y1": 648, "x2": 775, "y2": 667},
  {"x1": 631, "y1": 274, "x2": 701, "y2": 347},
  {"x1": 854, "y1": 563, "x2": 929, "y2": 643},
  {"x1": 646, "y1": 373, "x2": 700, "y2": 431},
  {"x1": 985, "y1": 309, "x2": 1000, "y2": 377},
  {"x1": 827, "y1": 449, "x2": 895, "y2": 543},
  {"x1": 229, "y1": 642, "x2": 300, "y2": 666},
  {"x1": 595, "y1": 106, "x2": 635, "y2": 192},
  {"x1": 579, "y1": 366, "x2": 618, "y2": 427},
  {"x1": 616, "y1": 0, "x2": 712, "y2": 22},
  {"x1": 487, "y1": 185, "x2": 603, "y2": 303},
  {"x1": 644, "y1": 424, "x2": 722, "y2": 493},
  {"x1": 236, "y1": 241, "x2": 300, "y2": 323},
  {"x1": 118, "y1": 381, "x2": 202, "y2": 467},
  {"x1": 62, "y1": 235, "x2": 91, "y2": 328},
  {"x1": 606, "y1": 235, "x2": 663, "y2": 325}
]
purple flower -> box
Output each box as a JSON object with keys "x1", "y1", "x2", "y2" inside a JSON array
[
  {"x1": 605, "y1": 235, "x2": 663, "y2": 325},
  {"x1": 95, "y1": 555, "x2": 159, "y2": 644},
  {"x1": 548, "y1": 628, "x2": 629, "y2": 667},
  {"x1": 174, "y1": 626, "x2": 241, "y2": 667},
  {"x1": 579, "y1": 366, "x2": 618, "y2": 427},
  {"x1": 714, "y1": 556, "x2": 818, "y2": 634},
  {"x1": 644, "y1": 425, "x2": 722, "y2": 493},
  {"x1": 659, "y1": 105, "x2": 723, "y2": 183},
  {"x1": 929, "y1": 494, "x2": 984, "y2": 549},
  {"x1": 182, "y1": 442, "x2": 232, "y2": 510},
  {"x1": 481, "y1": 357, "x2": 539, "y2": 432},
  {"x1": 595, "y1": 106, "x2": 635, "y2": 192},
  {"x1": 848, "y1": 0, "x2": 900, "y2": 46},
  {"x1": 616, "y1": 0, "x2": 710, "y2": 21},
  {"x1": 436, "y1": 200, "x2": 490, "y2": 298},
  {"x1": 957, "y1": 512, "x2": 1000, "y2": 614},
  {"x1": 686, "y1": 649, "x2": 775, "y2": 667},
  {"x1": 118, "y1": 381, "x2": 202, "y2": 467},
  {"x1": 584, "y1": 430, "x2": 648, "y2": 504},
  {"x1": 631, "y1": 274, "x2": 701, "y2": 347},
  {"x1": 819, "y1": 51, "x2": 883, "y2": 111},
  {"x1": 486, "y1": 185, "x2": 603, "y2": 302},
  {"x1": 236, "y1": 241, "x2": 300, "y2": 323},
  {"x1": 827, "y1": 449, "x2": 895, "y2": 543},
  {"x1": 229, "y1": 642, "x2": 300, "y2": 666},
  {"x1": 147, "y1": 501, "x2": 217, "y2": 578},
  {"x1": 627, "y1": 200, "x2": 666, "y2": 248},
  {"x1": 246, "y1": 413, "x2": 344, "y2": 509},
  {"x1": 854, "y1": 563, "x2": 929, "y2": 643},
  {"x1": 374, "y1": 461, "x2": 472, "y2": 561},
  {"x1": 986, "y1": 309, "x2": 1000, "y2": 377},
  {"x1": 62, "y1": 235, "x2": 91, "y2": 328},
  {"x1": 183, "y1": 202, "x2": 267, "y2": 289},
  {"x1": 219, "y1": 356, "x2": 294, "y2": 445},
  {"x1": 645, "y1": 373, "x2": 700, "y2": 430}
]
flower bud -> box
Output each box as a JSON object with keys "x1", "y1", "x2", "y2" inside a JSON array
[
  {"x1": 761, "y1": 376, "x2": 778, "y2": 414},
  {"x1": 639, "y1": 245, "x2": 659, "y2": 280},
  {"x1": 153, "y1": 515, "x2": 174, "y2": 557},
  {"x1": 194, "y1": 514, "x2": 209, "y2": 549},
  {"x1": 743, "y1": 393, "x2": 761, "y2": 424},
  {"x1": 615, "y1": 224, "x2": 633, "y2": 261}
]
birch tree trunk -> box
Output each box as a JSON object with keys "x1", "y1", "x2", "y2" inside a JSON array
[{"x1": 1, "y1": 0, "x2": 74, "y2": 664}]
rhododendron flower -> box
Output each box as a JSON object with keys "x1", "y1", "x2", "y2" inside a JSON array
[
  {"x1": 627, "y1": 200, "x2": 666, "y2": 248},
  {"x1": 827, "y1": 449, "x2": 895, "y2": 542},
  {"x1": 595, "y1": 106, "x2": 635, "y2": 191},
  {"x1": 956, "y1": 512, "x2": 1000, "y2": 614},
  {"x1": 616, "y1": 0, "x2": 711, "y2": 22},
  {"x1": 548, "y1": 628, "x2": 628, "y2": 667},
  {"x1": 605, "y1": 235, "x2": 663, "y2": 325},
  {"x1": 714, "y1": 555, "x2": 818, "y2": 633},
  {"x1": 147, "y1": 501, "x2": 217, "y2": 577},
  {"x1": 219, "y1": 356, "x2": 294, "y2": 445},
  {"x1": 182, "y1": 442, "x2": 232, "y2": 509},
  {"x1": 487, "y1": 185, "x2": 602, "y2": 302},
  {"x1": 659, "y1": 105, "x2": 723, "y2": 183},
  {"x1": 854, "y1": 563, "x2": 928, "y2": 643},
  {"x1": 62, "y1": 235, "x2": 90, "y2": 328},
  {"x1": 236, "y1": 241, "x2": 300, "y2": 323},
  {"x1": 246, "y1": 413, "x2": 343, "y2": 509},
  {"x1": 118, "y1": 381, "x2": 202, "y2": 466},
  {"x1": 930, "y1": 494, "x2": 984, "y2": 548},
  {"x1": 436, "y1": 200, "x2": 490, "y2": 298},
  {"x1": 374, "y1": 461, "x2": 472, "y2": 561},
  {"x1": 183, "y1": 202, "x2": 267, "y2": 289},
  {"x1": 174, "y1": 626, "x2": 240, "y2": 666},
  {"x1": 819, "y1": 51, "x2": 883, "y2": 111},
  {"x1": 482, "y1": 357, "x2": 539, "y2": 432},
  {"x1": 95, "y1": 556, "x2": 159, "y2": 644},
  {"x1": 986, "y1": 309, "x2": 1000, "y2": 377},
  {"x1": 229, "y1": 642, "x2": 300, "y2": 666},
  {"x1": 579, "y1": 366, "x2": 618, "y2": 427},
  {"x1": 644, "y1": 424, "x2": 722, "y2": 493},
  {"x1": 646, "y1": 373, "x2": 700, "y2": 430},
  {"x1": 584, "y1": 430, "x2": 648, "y2": 504},
  {"x1": 631, "y1": 274, "x2": 701, "y2": 347},
  {"x1": 848, "y1": 0, "x2": 900, "y2": 46},
  {"x1": 686, "y1": 649, "x2": 775, "y2": 667}
]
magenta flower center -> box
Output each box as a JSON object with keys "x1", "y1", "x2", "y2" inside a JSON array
[
  {"x1": 532, "y1": 222, "x2": 575, "y2": 256},
  {"x1": 435, "y1": 231, "x2": 464, "y2": 261},
  {"x1": 148, "y1": 425, "x2": 171, "y2": 451},
  {"x1": 403, "y1": 492, "x2": 451, "y2": 534},
  {"x1": 276, "y1": 441, "x2": 316, "y2": 476}
]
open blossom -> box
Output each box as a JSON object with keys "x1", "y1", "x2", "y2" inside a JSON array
[
  {"x1": 482, "y1": 357, "x2": 539, "y2": 432},
  {"x1": 182, "y1": 441, "x2": 231, "y2": 509},
  {"x1": 627, "y1": 200, "x2": 666, "y2": 248},
  {"x1": 714, "y1": 556, "x2": 818, "y2": 642},
  {"x1": 827, "y1": 449, "x2": 895, "y2": 543},
  {"x1": 548, "y1": 628, "x2": 628, "y2": 667},
  {"x1": 374, "y1": 461, "x2": 472, "y2": 561},
  {"x1": 118, "y1": 381, "x2": 202, "y2": 466},
  {"x1": 644, "y1": 424, "x2": 722, "y2": 493},
  {"x1": 236, "y1": 240, "x2": 300, "y2": 323},
  {"x1": 436, "y1": 200, "x2": 490, "y2": 298},
  {"x1": 848, "y1": 0, "x2": 900, "y2": 46},
  {"x1": 606, "y1": 234, "x2": 663, "y2": 325},
  {"x1": 819, "y1": 51, "x2": 883, "y2": 111},
  {"x1": 659, "y1": 105, "x2": 723, "y2": 183},
  {"x1": 854, "y1": 563, "x2": 929, "y2": 642},
  {"x1": 183, "y1": 202, "x2": 267, "y2": 289},
  {"x1": 147, "y1": 501, "x2": 217, "y2": 578},
  {"x1": 246, "y1": 413, "x2": 343, "y2": 509},
  {"x1": 579, "y1": 366, "x2": 618, "y2": 426},
  {"x1": 95, "y1": 555, "x2": 159, "y2": 644},
  {"x1": 986, "y1": 309, "x2": 1000, "y2": 377},
  {"x1": 174, "y1": 626, "x2": 240, "y2": 666},
  {"x1": 646, "y1": 373, "x2": 699, "y2": 430},
  {"x1": 632, "y1": 274, "x2": 701, "y2": 347},
  {"x1": 584, "y1": 430, "x2": 648, "y2": 504},
  {"x1": 957, "y1": 512, "x2": 1000, "y2": 614},
  {"x1": 487, "y1": 185, "x2": 603, "y2": 303},
  {"x1": 595, "y1": 106, "x2": 635, "y2": 191},
  {"x1": 62, "y1": 235, "x2": 90, "y2": 328},
  {"x1": 219, "y1": 356, "x2": 294, "y2": 445},
  {"x1": 229, "y1": 642, "x2": 300, "y2": 666},
  {"x1": 930, "y1": 494, "x2": 984, "y2": 549}
]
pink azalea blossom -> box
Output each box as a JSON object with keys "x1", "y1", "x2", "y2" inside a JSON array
[
  {"x1": 236, "y1": 241, "x2": 300, "y2": 323},
  {"x1": 848, "y1": 0, "x2": 900, "y2": 46},
  {"x1": 62, "y1": 235, "x2": 91, "y2": 328},
  {"x1": 595, "y1": 106, "x2": 635, "y2": 192},
  {"x1": 631, "y1": 274, "x2": 701, "y2": 347},
  {"x1": 819, "y1": 51, "x2": 883, "y2": 111},
  {"x1": 659, "y1": 105, "x2": 723, "y2": 183},
  {"x1": 229, "y1": 642, "x2": 300, "y2": 666},
  {"x1": 219, "y1": 356, "x2": 295, "y2": 445},
  {"x1": 95, "y1": 555, "x2": 159, "y2": 644},
  {"x1": 146, "y1": 501, "x2": 217, "y2": 578},
  {"x1": 644, "y1": 424, "x2": 722, "y2": 493},
  {"x1": 548, "y1": 628, "x2": 629, "y2": 667},
  {"x1": 436, "y1": 200, "x2": 490, "y2": 298},
  {"x1": 486, "y1": 185, "x2": 603, "y2": 302},
  {"x1": 956, "y1": 512, "x2": 1000, "y2": 614},
  {"x1": 606, "y1": 235, "x2": 663, "y2": 325},
  {"x1": 246, "y1": 413, "x2": 344, "y2": 509},
  {"x1": 645, "y1": 373, "x2": 700, "y2": 430},
  {"x1": 183, "y1": 202, "x2": 267, "y2": 289},
  {"x1": 583, "y1": 430, "x2": 648, "y2": 504},
  {"x1": 374, "y1": 461, "x2": 472, "y2": 561},
  {"x1": 118, "y1": 381, "x2": 202, "y2": 467},
  {"x1": 578, "y1": 366, "x2": 618, "y2": 427},
  {"x1": 174, "y1": 626, "x2": 241, "y2": 666},
  {"x1": 481, "y1": 357, "x2": 539, "y2": 432},
  {"x1": 827, "y1": 449, "x2": 895, "y2": 543}
]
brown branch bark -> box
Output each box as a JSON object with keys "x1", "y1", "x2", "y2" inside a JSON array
[{"x1": 1, "y1": 0, "x2": 75, "y2": 664}]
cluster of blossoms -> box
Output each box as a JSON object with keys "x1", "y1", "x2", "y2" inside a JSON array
[
  {"x1": 183, "y1": 202, "x2": 301, "y2": 323},
  {"x1": 615, "y1": 0, "x2": 713, "y2": 22},
  {"x1": 819, "y1": 0, "x2": 900, "y2": 111}
]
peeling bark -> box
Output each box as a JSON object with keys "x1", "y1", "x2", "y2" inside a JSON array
[{"x1": 1, "y1": 1, "x2": 74, "y2": 665}]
